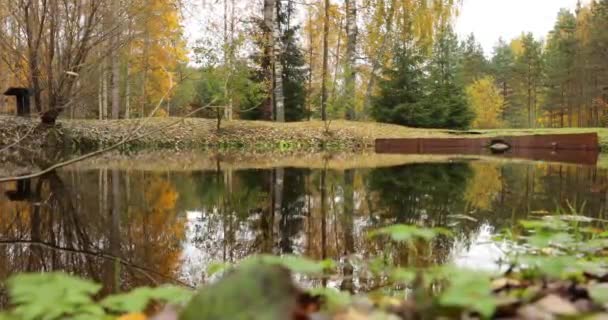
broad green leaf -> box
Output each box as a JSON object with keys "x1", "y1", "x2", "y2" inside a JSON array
[
  {"x1": 241, "y1": 254, "x2": 334, "y2": 275},
  {"x1": 180, "y1": 263, "x2": 300, "y2": 320},
  {"x1": 439, "y1": 269, "x2": 496, "y2": 318},
  {"x1": 390, "y1": 268, "x2": 416, "y2": 283},
  {"x1": 7, "y1": 273, "x2": 104, "y2": 320},
  {"x1": 369, "y1": 224, "x2": 452, "y2": 242},
  {"x1": 207, "y1": 262, "x2": 231, "y2": 277},
  {"x1": 589, "y1": 284, "x2": 608, "y2": 304},
  {"x1": 101, "y1": 286, "x2": 193, "y2": 313},
  {"x1": 101, "y1": 287, "x2": 155, "y2": 313},
  {"x1": 308, "y1": 287, "x2": 352, "y2": 311},
  {"x1": 519, "y1": 218, "x2": 569, "y2": 231}
]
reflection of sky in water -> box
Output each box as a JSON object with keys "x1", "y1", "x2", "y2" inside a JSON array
[
  {"x1": 451, "y1": 224, "x2": 507, "y2": 271},
  {"x1": 1, "y1": 159, "x2": 607, "y2": 295}
]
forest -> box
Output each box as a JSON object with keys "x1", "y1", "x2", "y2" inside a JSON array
[
  {"x1": 0, "y1": 0, "x2": 606, "y2": 130},
  {"x1": 3, "y1": 1, "x2": 608, "y2": 320}
]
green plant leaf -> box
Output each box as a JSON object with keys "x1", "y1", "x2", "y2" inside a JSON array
[
  {"x1": 369, "y1": 224, "x2": 452, "y2": 242},
  {"x1": 241, "y1": 254, "x2": 335, "y2": 275},
  {"x1": 438, "y1": 269, "x2": 496, "y2": 318},
  {"x1": 7, "y1": 273, "x2": 104, "y2": 320},
  {"x1": 207, "y1": 262, "x2": 232, "y2": 277},
  {"x1": 589, "y1": 284, "x2": 608, "y2": 304},
  {"x1": 101, "y1": 286, "x2": 193, "y2": 313}
]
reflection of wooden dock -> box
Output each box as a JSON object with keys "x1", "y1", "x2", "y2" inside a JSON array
[{"x1": 375, "y1": 133, "x2": 600, "y2": 165}]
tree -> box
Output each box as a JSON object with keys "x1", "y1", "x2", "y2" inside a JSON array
[
  {"x1": 278, "y1": 0, "x2": 308, "y2": 121},
  {"x1": 371, "y1": 42, "x2": 428, "y2": 127},
  {"x1": 543, "y1": 9, "x2": 577, "y2": 127},
  {"x1": 321, "y1": 0, "x2": 330, "y2": 121},
  {"x1": 512, "y1": 33, "x2": 543, "y2": 128},
  {"x1": 426, "y1": 24, "x2": 473, "y2": 129},
  {"x1": 490, "y1": 38, "x2": 516, "y2": 124},
  {"x1": 344, "y1": 0, "x2": 358, "y2": 120},
  {"x1": 457, "y1": 33, "x2": 489, "y2": 87},
  {"x1": 129, "y1": 0, "x2": 187, "y2": 118},
  {"x1": 0, "y1": 0, "x2": 113, "y2": 123},
  {"x1": 466, "y1": 76, "x2": 505, "y2": 129}
]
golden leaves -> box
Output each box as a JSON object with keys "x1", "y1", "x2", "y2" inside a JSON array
[{"x1": 466, "y1": 76, "x2": 505, "y2": 129}]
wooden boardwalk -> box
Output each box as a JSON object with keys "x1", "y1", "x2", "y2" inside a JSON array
[{"x1": 375, "y1": 133, "x2": 600, "y2": 165}]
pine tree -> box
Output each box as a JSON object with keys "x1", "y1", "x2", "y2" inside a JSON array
[
  {"x1": 543, "y1": 9, "x2": 577, "y2": 127},
  {"x1": 371, "y1": 42, "x2": 428, "y2": 127},
  {"x1": 490, "y1": 39, "x2": 516, "y2": 123},
  {"x1": 512, "y1": 33, "x2": 543, "y2": 128},
  {"x1": 426, "y1": 25, "x2": 473, "y2": 129},
  {"x1": 280, "y1": 24, "x2": 308, "y2": 121},
  {"x1": 458, "y1": 33, "x2": 489, "y2": 87}
]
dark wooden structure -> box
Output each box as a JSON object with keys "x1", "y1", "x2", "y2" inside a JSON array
[
  {"x1": 5, "y1": 180, "x2": 36, "y2": 202},
  {"x1": 376, "y1": 133, "x2": 600, "y2": 165},
  {"x1": 3, "y1": 87, "x2": 31, "y2": 116}
]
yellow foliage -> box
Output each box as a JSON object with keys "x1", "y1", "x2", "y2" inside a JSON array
[
  {"x1": 510, "y1": 38, "x2": 524, "y2": 57},
  {"x1": 117, "y1": 313, "x2": 147, "y2": 320},
  {"x1": 129, "y1": 0, "x2": 188, "y2": 113},
  {"x1": 464, "y1": 163, "x2": 503, "y2": 210},
  {"x1": 466, "y1": 76, "x2": 505, "y2": 129}
]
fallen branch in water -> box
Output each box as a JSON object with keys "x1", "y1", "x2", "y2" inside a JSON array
[{"x1": 0, "y1": 238, "x2": 194, "y2": 288}]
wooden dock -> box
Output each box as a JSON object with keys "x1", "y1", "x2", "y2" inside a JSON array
[{"x1": 375, "y1": 133, "x2": 600, "y2": 165}]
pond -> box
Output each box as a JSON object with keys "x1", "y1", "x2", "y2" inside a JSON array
[{"x1": 0, "y1": 152, "x2": 607, "y2": 301}]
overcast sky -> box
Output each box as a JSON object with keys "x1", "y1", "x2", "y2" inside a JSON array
[
  {"x1": 184, "y1": 0, "x2": 590, "y2": 59},
  {"x1": 455, "y1": 0, "x2": 589, "y2": 55}
]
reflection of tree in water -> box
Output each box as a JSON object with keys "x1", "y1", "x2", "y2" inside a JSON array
[
  {"x1": 476, "y1": 163, "x2": 608, "y2": 228},
  {"x1": 0, "y1": 170, "x2": 188, "y2": 307},
  {"x1": 366, "y1": 163, "x2": 474, "y2": 267},
  {"x1": 2, "y1": 161, "x2": 606, "y2": 295}
]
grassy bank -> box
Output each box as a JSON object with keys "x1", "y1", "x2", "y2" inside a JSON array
[{"x1": 1, "y1": 115, "x2": 606, "y2": 152}]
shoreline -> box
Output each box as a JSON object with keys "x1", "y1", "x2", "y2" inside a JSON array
[{"x1": 0, "y1": 115, "x2": 606, "y2": 153}]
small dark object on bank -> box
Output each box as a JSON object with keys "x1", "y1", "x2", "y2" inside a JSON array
[
  {"x1": 489, "y1": 140, "x2": 511, "y2": 153},
  {"x1": 3, "y1": 87, "x2": 31, "y2": 116}
]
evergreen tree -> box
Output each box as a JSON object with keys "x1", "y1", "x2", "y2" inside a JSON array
[
  {"x1": 281, "y1": 27, "x2": 309, "y2": 121},
  {"x1": 371, "y1": 42, "x2": 429, "y2": 127},
  {"x1": 458, "y1": 33, "x2": 489, "y2": 87},
  {"x1": 426, "y1": 25, "x2": 473, "y2": 129},
  {"x1": 247, "y1": 0, "x2": 308, "y2": 121},
  {"x1": 543, "y1": 9, "x2": 577, "y2": 127},
  {"x1": 490, "y1": 38, "x2": 516, "y2": 124},
  {"x1": 513, "y1": 33, "x2": 543, "y2": 127}
]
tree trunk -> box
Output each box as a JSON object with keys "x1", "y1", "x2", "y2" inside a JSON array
[
  {"x1": 109, "y1": 0, "x2": 120, "y2": 119},
  {"x1": 331, "y1": 17, "x2": 343, "y2": 100},
  {"x1": 363, "y1": 2, "x2": 394, "y2": 113},
  {"x1": 344, "y1": 0, "x2": 357, "y2": 120},
  {"x1": 321, "y1": 0, "x2": 330, "y2": 121},
  {"x1": 263, "y1": 0, "x2": 276, "y2": 120},
  {"x1": 274, "y1": 0, "x2": 285, "y2": 122},
  {"x1": 307, "y1": 9, "x2": 314, "y2": 121}
]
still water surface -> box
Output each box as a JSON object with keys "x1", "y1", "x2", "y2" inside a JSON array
[{"x1": 0, "y1": 153, "x2": 607, "y2": 299}]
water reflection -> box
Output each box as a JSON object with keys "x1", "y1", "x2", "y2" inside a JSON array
[{"x1": 1, "y1": 158, "x2": 607, "y2": 301}]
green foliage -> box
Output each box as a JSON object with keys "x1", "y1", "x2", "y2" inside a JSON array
[
  {"x1": 3, "y1": 216, "x2": 608, "y2": 320},
  {"x1": 281, "y1": 27, "x2": 309, "y2": 122},
  {"x1": 242, "y1": 254, "x2": 335, "y2": 275},
  {"x1": 194, "y1": 63, "x2": 267, "y2": 119},
  {"x1": 100, "y1": 286, "x2": 192, "y2": 313},
  {"x1": 369, "y1": 224, "x2": 452, "y2": 242},
  {"x1": 6, "y1": 273, "x2": 104, "y2": 320},
  {"x1": 371, "y1": 27, "x2": 473, "y2": 129},
  {"x1": 457, "y1": 33, "x2": 490, "y2": 87},
  {"x1": 180, "y1": 263, "x2": 299, "y2": 320},
  {"x1": 2, "y1": 273, "x2": 192, "y2": 320},
  {"x1": 589, "y1": 284, "x2": 608, "y2": 304},
  {"x1": 371, "y1": 43, "x2": 429, "y2": 127},
  {"x1": 438, "y1": 268, "x2": 497, "y2": 318}
]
